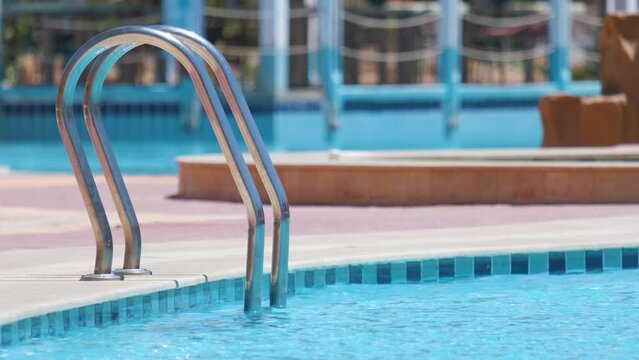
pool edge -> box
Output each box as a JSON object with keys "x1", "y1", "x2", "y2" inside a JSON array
[{"x1": 3, "y1": 245, "x2": 638, "y2": 348}]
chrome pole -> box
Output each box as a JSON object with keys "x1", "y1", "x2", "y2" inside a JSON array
[
  {"x1": 56, "y1": 37, "x2": 122, "y2": 282},
  {"x1": 83, "y1": 46, "x2": 151, "y2": 277},
  {"x1": 83, "y1": 26, "x2": 291, "y2": 307},
  {"x1": 158, "y1": 27, "x2": 291, "y2": 308},
  {"x1": 58, "y1": 26, "x2": 265, "y2": 312}
]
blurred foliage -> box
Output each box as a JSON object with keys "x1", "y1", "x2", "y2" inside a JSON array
[
  {"x1": 1, "y1": 0, "x2": 605, "y2": 86},
  {"x1": 204, "y1": 0, "x2": 260, "y2": 87},
  {"x1": 206, "y1": 0, "x2": 259, "y2": 42},
  {"x1": 573, "y1": 62, "x2": 599, "y2": 81},
  {"x1": 2, "y1": 0, "x2": 161, "y2": 85}
]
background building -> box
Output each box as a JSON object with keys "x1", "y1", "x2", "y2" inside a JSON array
[{"x1": 0, "y1": 0, "x2": 635, "y2": 158}]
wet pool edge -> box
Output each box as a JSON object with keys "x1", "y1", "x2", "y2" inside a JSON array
[{"x1": 2, "y1": 245, "x2": 638, "y2": 347}]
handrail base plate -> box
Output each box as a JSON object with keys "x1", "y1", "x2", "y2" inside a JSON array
[
  {"x1": 80, "y1": 273, "x2": 124, "y2": 281},
  {"x1": 113, "y1": 268, "x2": 152, "y2": 276}
]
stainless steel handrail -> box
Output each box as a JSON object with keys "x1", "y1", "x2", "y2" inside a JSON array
[
  {"x1": 83, "y1": 46, "x2": 151, "y2": 277},
  {"x1": 56, "y1": 26, "x2": 265, "y2": 312},
  {"x1": 83, "y1": 26, "x2": 291, "y2": 307}
]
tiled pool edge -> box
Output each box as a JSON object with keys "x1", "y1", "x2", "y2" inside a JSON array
[{"x1": 2, "y1": 246, "x2": 638, "y2": 347}]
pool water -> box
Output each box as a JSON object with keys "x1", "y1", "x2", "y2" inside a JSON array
[
  {"x1": 0, "y1": 105, "x2": 545, "y2": 174},
  {"x1": 3, "y1": 270, "x2": 639, "y2": 359},
  {"x1": 0, "y1": 141, "x2": 222, "y2": 174}
]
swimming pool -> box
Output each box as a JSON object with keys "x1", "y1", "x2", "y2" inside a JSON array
[
  {"x1": 0, "y1": 141, "x2": 222, "y2": 174},
  {"x1": 2, "y1": 245, "x2": 639, "y2": 359},
  {"x1": 0, "y1": 105, "x2": 544, "y2": 174},
  {"x1": 1, "y1": 268, "x2": 638, "y2": 359}
]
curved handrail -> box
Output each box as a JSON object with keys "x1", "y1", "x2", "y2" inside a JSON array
[
  {"x1": 56, "y1": 26, "x2": 265, "y2": 312},
  {"x1": 84, "y1": 25, "x2": 291, "y2": 308},
  {"x1": 83, "y1": 46, "x2": 148, "y2": 276}
]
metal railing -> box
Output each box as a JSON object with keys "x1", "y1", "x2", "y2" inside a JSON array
[
  {"x1": 55, "y1": 25, "x2": 289, "y2": 313},
  {"x1": 84, "y1": 25, "x2": 291, "y2": 308}
]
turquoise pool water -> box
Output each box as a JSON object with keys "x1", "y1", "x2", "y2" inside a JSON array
[
  {"x1": 0, "y1": 141, "x2": 222, "y2": 174},
  {"x1": 3, "y1": 270, "x2": 638, "y2": 359},
  {"x1": 0, "y1": 106, "x2": 543, "y2": 173}
]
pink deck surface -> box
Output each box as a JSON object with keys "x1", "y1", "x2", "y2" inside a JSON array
[{"x1": 2, "y1": 173, "x2": 639, "y2": 251}]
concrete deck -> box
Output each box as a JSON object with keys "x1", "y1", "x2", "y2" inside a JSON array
[{"x1": 2, "y1": 172, "x2": 639, "y2": 326}]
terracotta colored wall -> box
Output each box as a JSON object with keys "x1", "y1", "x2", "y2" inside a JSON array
[{"x1": 178, "y1": 162, "x2": 639, "y2": 206}]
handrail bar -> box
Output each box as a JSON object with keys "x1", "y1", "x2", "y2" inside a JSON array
[
  {"x1": 83, "y1": 45, "x2": 149, "y2": 276},
  {"x1": 84, "y1": 25, "x2": 291, "y2": 307},
  {"x1": 56, "y1": 26, "x2": 265, "y2": 312}
]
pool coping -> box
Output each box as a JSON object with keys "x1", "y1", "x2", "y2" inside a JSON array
[
  {"x1": 2, "y1": 213, "x2": 639, "y2": 347},
  {"x1": 178, "y1": 145, "x2": 639, "y2": 165},
  {"x1": 2, "y1": 245, "x2": 639, "y2": 348}
]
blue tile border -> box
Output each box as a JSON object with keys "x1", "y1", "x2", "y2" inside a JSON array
[
  {"x1": 529, "y1": 253, "x2": 548, "y2": 274},
  {"x1": 566, "y1": 251, "x2": 586, "y2": 274},
  {"x1": 511, "y1": 254, "x2": 529, "y2": 275},
  {"x1": 438, "y1": 258, "x2": 455, "y2": 279},
  {"x1": 3, "y1": 245, "x2": 639, "y2": 348},
  {"x1": 604, "y1": 248, "x2": 622, "y2": 270},
  {"x1": 406, "y1": 261, "x2": 421, "y2": 282},
  {"x1": 473, "y1": 256, "x2": 491, "y2": 277},
  {"x1": 585, "y1": 250, "x2": 603, "y2": 272},
  {"x1": 421, "y1": 259, "x2": 438, "y2": 282},
  {"x1": 622, "y1": 248, "x2": 639, "y2": 269},
  {"x1": 549, "y1": 252, "x2": 567, "y2": 275}
]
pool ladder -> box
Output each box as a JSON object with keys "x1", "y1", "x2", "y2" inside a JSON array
[{"x1": 55, "y1": 26, "x2": 290, "y2": 313}]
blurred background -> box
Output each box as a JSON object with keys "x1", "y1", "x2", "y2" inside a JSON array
[{"x1": 0, "y1": 0, "x2": 627, "y2": 172}]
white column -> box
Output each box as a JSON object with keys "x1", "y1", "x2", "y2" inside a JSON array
[
  {"x1": 550, "y1": 0, "x2": 571, "y2": 90},
  {"x1": 306, "y1": 0, "x2": 320, "y2": 85},
  {"x1": 259, "y1": 0, "x2": 290, "y2": 94},
  {"x1": 438, "y1": 0, "x2": 461, "y2": 131},
  {"x1": 607, "y1": 0, "x2": 639, "y2": 12},
  {"x1": 162, "y1": 0, "x2": 204, "y2": 84},
  {"x1": 0, "y1": 0, "x2": 3, "y2": 83},
  {"x1": 319, "y1": 0, "x2": 342, "y2": 133}
]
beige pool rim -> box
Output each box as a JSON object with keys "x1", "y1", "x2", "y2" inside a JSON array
[{"x1": 177, "y1": 146, "x2": 639, "y2": 205}]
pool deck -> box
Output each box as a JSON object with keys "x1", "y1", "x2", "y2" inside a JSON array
[{"x1": 2, "y1": 172, "x2": 639, "y2": 326}]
